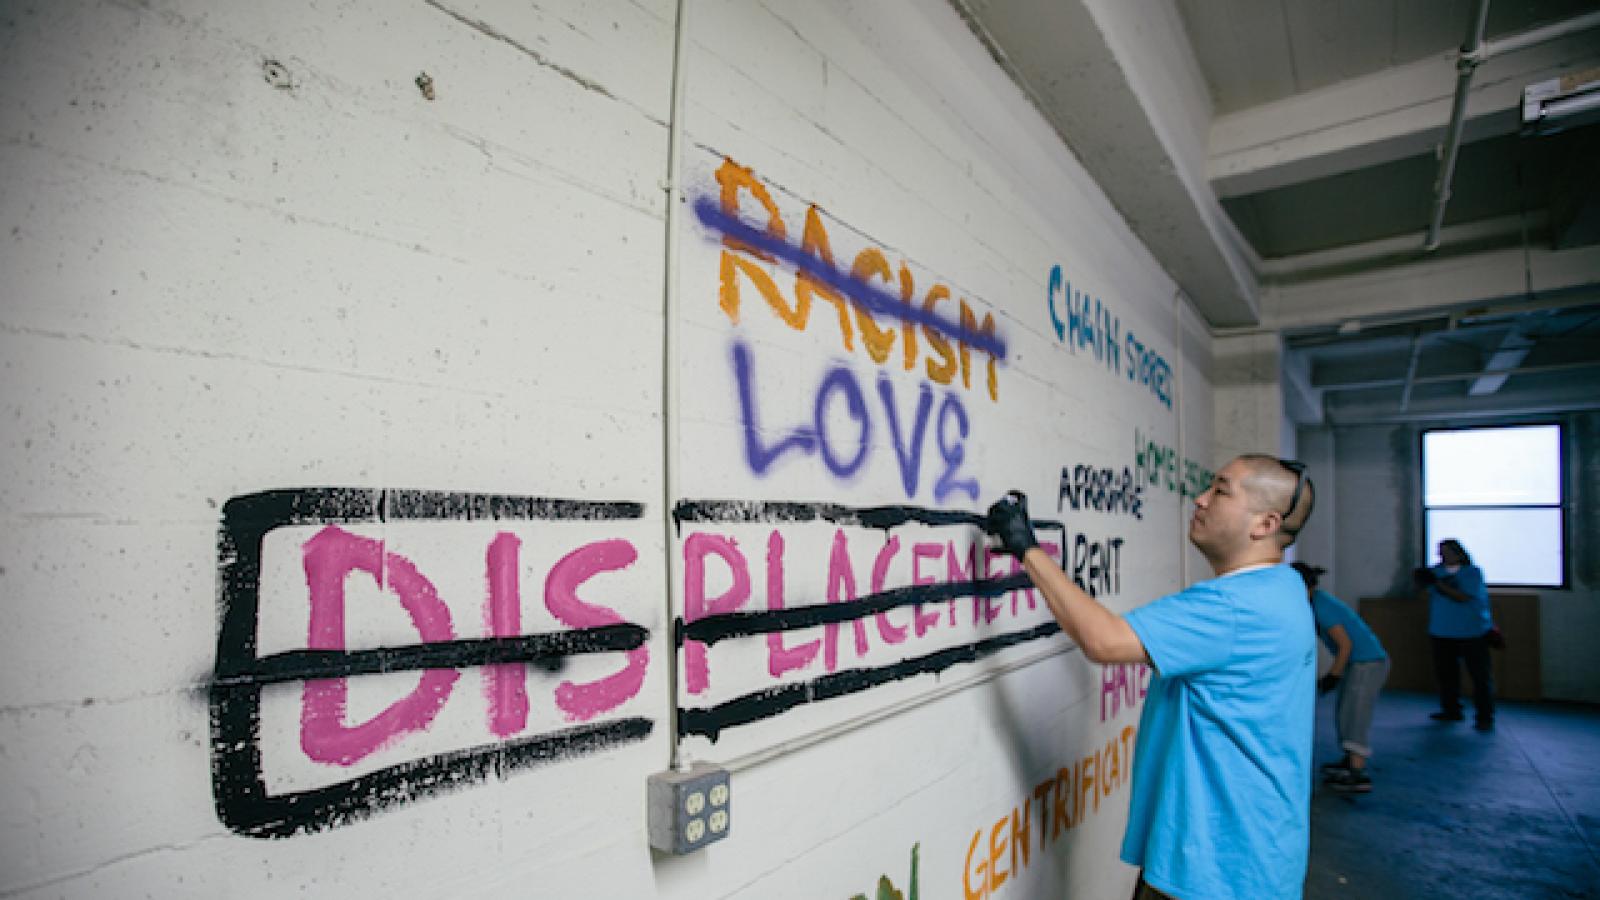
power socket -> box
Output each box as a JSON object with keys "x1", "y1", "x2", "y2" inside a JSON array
[{"x1": 647, "y1": 763, "x2": 731, "y2": 854}]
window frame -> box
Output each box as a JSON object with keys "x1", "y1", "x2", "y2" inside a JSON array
[{"x1": 1419, "y1": 422, "x2": 1569, "y2": 590}]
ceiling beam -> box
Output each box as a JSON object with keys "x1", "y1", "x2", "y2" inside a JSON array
[
  {"x1": 1262, "y1": 242, "x2": 1600, "y2": 332},
  {"x1": 1259, "y1": 212, "x2": 1543, "y2": 283},
  {"x1": 951, "y1": 0, "x2": 1262, "y2": 326},
  {"x1": 1325, "y1": 377, "x2": 1600, "y2": 425},
  {"x1": 1207, "y1": 28, "x2": 1600, "y2": 199}
]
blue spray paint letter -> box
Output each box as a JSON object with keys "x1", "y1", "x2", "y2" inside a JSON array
[
  {"x1": 816, "y1": 366, "x2": 871, "y2": 478},
  {"x1": 734, "y1": 341, "x2": 817, "y2": 474},
  {"x1": 1048, "y1": 265, "x2": 1067, "y2": 342},
  {"x1": 933, "y1": 394, "x2": 980, "y2": 503},
  {"x1": 879, "y1": 375, "x2": 933, "y2": 498}
]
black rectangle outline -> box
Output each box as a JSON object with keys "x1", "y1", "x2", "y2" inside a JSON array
[
  {"x1": 671, "y1": 498, "x2": 1075, "y2": 740},
  {"x1": 211, "y1": 488, "x2": 654, "y2": 838}
]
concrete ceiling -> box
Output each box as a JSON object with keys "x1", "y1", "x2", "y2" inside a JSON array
[{"x1": 953, "y1": 0, "x2": 1600, "y2": 425}]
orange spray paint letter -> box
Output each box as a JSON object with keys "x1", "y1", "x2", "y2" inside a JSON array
[
  {"x1": 898, "y1": 262, "x2": 919, "y2": 371},
  {"x1": 988, "y1": 814, "x2": 1010, "y2": 892},
  {"x1": 922, "y1": 284, "x2": 957, "y2": 385},
  {"x1": 796, "y1": 205, "x2": 857, "y2": 350},
  {"x1": 850, "y1": 247, "x2": 898, "y2": 364},
  {"x1": 1011, "y1": 800, "x2": 1032, "y2": 873},
  {"x1": 963, "y1": 828, "x2": 989, "y2": 900},
  {"x1": 959, "y1": 299, "x2": 1000, "y2": 402},
  {"x1": 715, "y1": 158, "x2": 792, "y2": 325}
]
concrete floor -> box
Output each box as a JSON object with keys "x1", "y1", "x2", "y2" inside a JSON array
[{"x1": 1306, "y1": 690, "x2": 1600, "y2": 899}]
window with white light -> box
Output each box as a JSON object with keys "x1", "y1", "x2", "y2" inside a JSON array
[{"x1": 1422, "y1": 424, "x2": 1565, "y2": 588}]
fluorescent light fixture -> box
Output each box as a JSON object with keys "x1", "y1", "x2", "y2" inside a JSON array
[
  {"x1": 1467, "y1": 334, "x2": 1534, "y2": 396},
  {"x1": 1522, "y1": 70, "x2": 1600, "y2": 135}
]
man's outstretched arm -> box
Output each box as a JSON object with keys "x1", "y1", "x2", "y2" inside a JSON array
[
  {"x1": 1021, "y1": 547, "x2": 1149, "y2": 664},
  {"x1": 987, "y1": 492, "x2": 1148, "y2": 665}
]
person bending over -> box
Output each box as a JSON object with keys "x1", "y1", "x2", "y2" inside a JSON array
[
  {"x1": 985, "y1": 454, "x2": 1317, "y2": 900},
  {"x1": 1292, "y1": 562, "x2": 1389, "y2": 793}
]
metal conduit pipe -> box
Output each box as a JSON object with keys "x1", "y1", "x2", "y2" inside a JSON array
[
  {"x1": 1173, "y1": 287, "x2": 1188, "y2": 587},
  {"x1": 1398, "y1": 332, "x2": 1425, "y2": 411},
  {"x1": 1424, "y1": 0, "x2": 1492, "y2": 253},
  {"x1": 1466, "y1": 8, "x2": 1600, "y2": 63},
  {"x1": 660, "y1": 0, "x2": 691, "y2": 771},
  {"x1": 1319, "y1": 358, "x2": 1600, "y2": 393}
]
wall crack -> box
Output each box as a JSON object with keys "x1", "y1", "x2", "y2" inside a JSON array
[{"x1": 424, "y1": 0, "x2": 615, "y2": 100}]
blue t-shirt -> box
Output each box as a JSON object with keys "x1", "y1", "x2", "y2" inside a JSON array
[
  {"x1": 1120, "y1": 565, "x2": 1316, "y2": 900},
  {"x1": 1427, "y1": 563, "x2": 1492, "y2": 638},
  {"x1": 1310, "y1": 590, "x2": 1387, "y2": 663}
]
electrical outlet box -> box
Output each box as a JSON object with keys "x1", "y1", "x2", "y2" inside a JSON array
[{"x1": 647, "y1": 763, "x2": 731, "y2": 854}]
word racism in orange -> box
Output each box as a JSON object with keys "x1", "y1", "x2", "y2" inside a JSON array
[
  {"x1": 712, "y1": 158, "x2": 1001, "y2": 402},
  {"x1": 961, "y1": 725, "x2": 1137, "y2": 899}
]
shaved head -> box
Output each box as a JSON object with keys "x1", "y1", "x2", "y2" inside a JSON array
[{"x1": 1235, "y1": 454, "x2": 1315, "y2": 543}]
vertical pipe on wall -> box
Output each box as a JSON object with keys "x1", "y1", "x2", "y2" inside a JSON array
[
  {"x1": 660, "y1": 0, "x2": 692, "y2": 771},
  {"x1": 1173, "y1": 287, "x2": 1188, "y2": 587}
]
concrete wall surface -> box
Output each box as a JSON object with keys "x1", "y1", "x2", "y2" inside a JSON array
[{"x1": 0, "y1": 2, "x2": 1217, "y2": 897}]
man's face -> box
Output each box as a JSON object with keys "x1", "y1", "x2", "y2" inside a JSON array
[{"x1": 1189, "y1": 458, "x2": 1266, "y2": 557}]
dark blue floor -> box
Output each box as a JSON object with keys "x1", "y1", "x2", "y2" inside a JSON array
[{"x1": 1307, "y1": 690, "x2": 1600, "y2": 899}]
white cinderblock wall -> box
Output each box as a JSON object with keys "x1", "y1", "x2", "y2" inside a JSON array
[{"x1": 1, "y1": 2, "x2": 1220, "y2": 897}]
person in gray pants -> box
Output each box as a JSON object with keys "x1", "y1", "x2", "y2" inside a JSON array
[{"x1": 1293, "y1": 562, "x2": 1390, "y2": 793}]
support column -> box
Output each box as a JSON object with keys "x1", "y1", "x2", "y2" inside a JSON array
[{"x1": 1212, "y1": 333, "x2": 1288, "y2": 462}]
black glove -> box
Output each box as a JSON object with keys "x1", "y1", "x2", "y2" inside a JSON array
[
  {"x1": 1318, "y1": 673, "x2": 1342, "y2": 695},
  {"x1": 1412, "y1": 566, "x2": 1438, "y2": 586},
  {"x1": 985, "y1": 490, "x2": 1038, "y2": 558}
]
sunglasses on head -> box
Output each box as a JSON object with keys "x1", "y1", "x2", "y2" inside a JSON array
[{"x1": 1278, "y1": 459, "x2": 1307, "y2": 526}]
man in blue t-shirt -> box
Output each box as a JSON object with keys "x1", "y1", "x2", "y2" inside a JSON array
[
  {"x1": 986, "y1": 454, "x2": 1317, "y2": 899},
  {"x1": 1414, "y1": 539, "x2": 1495, "y2": 730}
]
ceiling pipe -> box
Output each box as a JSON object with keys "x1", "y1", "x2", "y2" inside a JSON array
[
  {"x1": 1424, "y1": 0, "x2": 1492, "y2": 253},
  {"x1": 1398, "y1": 332, "x2": 1426, "y2": 410},
  {"x1": 1465, "y1": 8, "x2": 1600, "y2": 63},
  {"x1": 1271, "y1": 283, "x2": 1600, "y2": 343},
  {"x1": 1327, "y1": 398, "x2": 1600, "y2": 427},
  {"x1": 1319, "y1": 358, "x2": 1600, "y2": 393}
]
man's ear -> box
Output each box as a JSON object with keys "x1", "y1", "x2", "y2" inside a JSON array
[{"x1": 1250, "y1": 510, "x2": 1282, "y2": 541}]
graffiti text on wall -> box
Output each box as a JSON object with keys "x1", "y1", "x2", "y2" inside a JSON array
[
  {"x1": 1101, "y1": 663, "x2": 1150, "y2": 722},
  {"x1": 1068, "y1": 533, "x2": 1125, "y2": 600},
  {"x1": 960, "y1": 725, "x2": 1139, "y2": 898},
  {"x1": 1133, "y1": 428, "x2": 1214, "y2": 499},
  {"x1": 853, "y1": 843, "x2": 920, "y2": 900},
  {"x1": 733, "y1": 339, "x2": 980, "y2": 503},
  {"x1": 672, "y1": 499, "x2": 1071, "y2": 742},
  {"x1": 1046, "y1": 265, "x2": 1172, "y2": 408},
  {"x1": 1058, "y1": 464, "x2": 1143, "y2": 520},
  {"x1": 699, "y1": 158, "x2": 1006, "y2": 402},
  {"x1": 210, "y1": 488, "x2": 653, "y2": 839}
]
